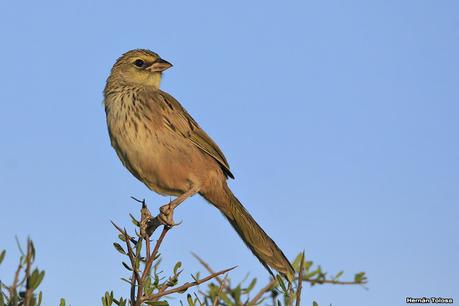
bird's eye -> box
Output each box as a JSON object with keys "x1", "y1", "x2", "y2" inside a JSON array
[{"x1": 134, "y1": 59, "x2": 145, "y2": 68}]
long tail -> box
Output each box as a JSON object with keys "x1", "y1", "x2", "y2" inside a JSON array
[{"x1": 201, "y1": 182, "x2": 294, "y2": 281}]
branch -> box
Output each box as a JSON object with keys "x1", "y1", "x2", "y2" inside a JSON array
[
  {"x1": 302, "y1": 278, "x2": 368, "y2": 285},
  {"x1": 192, "y1": 253, "x2": 231, "y2": 292},
  {"x1": 248, "y1": 261, "x2": 366, "y2": 306},
  {"x1": 212, "y1": 273, "x2": 228, "y2": 306},
  {"x1": 9, "y1": 257, "x2": 23, "y2": 299},
  {"x1": 295, "y1": 251, "x2": 305, "y2": 306},
  {"x1": 139, "y1": 226, "x2": 169, "y2": 291},
  {"x1": 141, "y1": 266, "x2": 236, "y2": 303},
  {"x1": 124, "y1": 229, "x2": 141, "y2": 305},
  {"x1": 248, "y1": 279, "x2": 276, "y2": 305},
  {"x1": 23, "y1": 239, "x2": 33, "y2": 306},
  {"x1": 137, "y1": 202, "x2": 171, "y2": 305}
]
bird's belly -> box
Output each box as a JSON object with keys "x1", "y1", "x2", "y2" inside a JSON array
[{"x1": 110, "y1": 125, "x2": 209, "y2": 196}]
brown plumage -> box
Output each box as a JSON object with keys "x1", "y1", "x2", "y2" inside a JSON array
[{"x1": 103, "y1": 49, "x2": 294, "y2": 280}]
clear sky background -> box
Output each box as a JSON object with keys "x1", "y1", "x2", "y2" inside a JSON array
[{"x1": 0, "y1": 1, "x2": 458, "y2": 305}]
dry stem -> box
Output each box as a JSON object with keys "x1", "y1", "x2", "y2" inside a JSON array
[
  {"x1": 295, "y1": 251, "x2": 305, "y2": 306},
  {"x1": 141, "y1": 266, "x2": 236, "y2": 303}
]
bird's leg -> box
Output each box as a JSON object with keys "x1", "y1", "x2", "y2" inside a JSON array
[{"x1": 159, "y1": 186, "x2": 200, "y2": 227}]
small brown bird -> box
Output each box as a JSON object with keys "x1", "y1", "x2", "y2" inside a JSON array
[{"x1": 104, "y1": 49, "x2": 294, "y2": 280}]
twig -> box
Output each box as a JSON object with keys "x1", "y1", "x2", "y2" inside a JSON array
[
  {"x1": 192, "y1": 253, "x2": 230, "y2": 292},
  {"x1": 302, "y1": 278, "x2": 368, "y2": 285},
  {"x1": 248, "y1": 264, "x2": 364, "y2": 306},
  {"x1": 295, "y1": 251, "x2": 305, "y2": 306},
  {"x1": 112, "y1": 201, "x2": 172, "y2": 305},
  {"x1": 145, "y1": 238, "x2": 151, "y2": 263},
  {"x1": 136, "y1": 226, "x2": 170, "y2": 304},
  {"x1": 14, "y1": 236, "x2": 25, "y2": 256},
  {"x1": 288, "y1": 282, "x2": 294, "y2": 306},
  {"x1": 129, "y1": 270, "x2": 136, "y2": 305},
  {"x1": 212, "y1": 273, "x2": 228, "y2": 306},
  {"x1": 192, "y1": 252, "x2": 244, "y2": 306},
  {"x1": 24, "y1": 239, "x2": 33, "y2": 306},
  {"x1": 142, "y1": 266, "x2": 236, "y2": 303},
  {"x1": 9, "y1": 257, "x2": 23, "y2": 299},
  {"x1": 272, "y1": 289, "x2": 278, "y2": 306},
  {"x1": 141, "y1": 226, "x2": 169, "y2": 282},
  {"x1": 109, "y1": 223, "x2": 142, "y2": 305},
  {"x1": 130, "y1": 196, "x2": 146, "y2": 206},
  {"x1": 122, "y1": 229, "x2": 141, "y2": 306},
  {"x1": 247, "y1": 278, "x2": 276, "y2": 305},
  {"x1": 110, "y1": 220, "x2": 127, "y2": 237}
]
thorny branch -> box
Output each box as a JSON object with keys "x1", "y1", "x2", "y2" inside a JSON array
[
  {"x1": 141, "y1": 266, "x2": 236, "y2": 303},
  {"x1": 192, "y1": 253, "x2": 233, "y2": 295},
  {"x1": 295, "y1": 251, "x2": 305, "y2": 306},
  {"x1": 212, "y1": 273, "x2": 229, "y2": 306},
  {"x1": 111, "y1": 199, "x2": 236, "y2": 306},
  {"x1": 194, "y1": 252, "x2": 368, "y2": 306}
]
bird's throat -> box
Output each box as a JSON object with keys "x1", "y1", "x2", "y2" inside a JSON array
[{"x1": 145, "y1": 72, "x2": 162, "y2": 89}]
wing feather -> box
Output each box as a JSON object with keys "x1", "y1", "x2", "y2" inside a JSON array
[{"x1": 158, "y1": 91, "x2": 234, "y2": 179}]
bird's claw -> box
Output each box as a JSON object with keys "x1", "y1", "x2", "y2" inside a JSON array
[{"x1": 158, "y1": 203, "x2": 179, "y2": 227}]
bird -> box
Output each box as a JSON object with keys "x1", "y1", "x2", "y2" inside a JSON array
[{"x1": 103, "y1": 49, "x2": 294, "y2": 280}]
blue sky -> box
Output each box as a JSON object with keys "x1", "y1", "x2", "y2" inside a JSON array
[{"x1": 0, "y1": 1, "x2": 458, "y2": 305}]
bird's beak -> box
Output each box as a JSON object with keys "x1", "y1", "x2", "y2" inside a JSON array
[{"x1": 148, "y1": 58, "x2": 173, "y2": 72}]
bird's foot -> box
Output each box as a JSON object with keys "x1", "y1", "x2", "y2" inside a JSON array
[{"x1": 158, "y1": 203, "x2": 178, "y2": 227}]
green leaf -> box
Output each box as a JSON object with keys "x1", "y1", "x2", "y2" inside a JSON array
[
  {"x1": 153, "y1": 273, "x2": 160, "y2": 287},
  {"x1": 122, "y1": 262, "x2": 132, "y2": 271},
  {"x1": 108, "y1": 291, "x2": 114, "y2": 305},
  {"x1": 232, "y1": 284, "x2": 242, "y2": 302},
  {"x1": 135, "y1": 238, "x2": 143, "y2": 258},
  {"x1": 121, "y1": 277, "x2": 133, "y2": 285},
  {"x1": 113, "y1": 243, "x2": 126, "y2": 255},
  {"x1": 305, "y1": 269, "x2": 319, "y2": 279},
  {"x1": 0, "y1": 290, "x2": 5, "y2": 306},
  {"x1": 30, "y1": 270, "x2": 45, "y2": 290},
  {"x1": 191, "y1": 272, "x2": 200, "y2": 282},
  {"x1": 313, "y1": 301, "x2": 319, "y2": 306},
  {"x1": 166, "y1": 275, "x2": 179, "y2": 287},
  {"x1": 115, "y1": 297, "x2": 127, "y2": 306},
  {"x1": 292, "y1": 253, "x2": 303, "y2": 271},
  {"x1": 187, "y1": 293, "x2": 194, "y2": 306},
  {"x1": 145, "y1": 301, "x2": 169, "y2": 305},
  {"x1": 144, "y1": 276, "x2": 153, "y2": 295},
  {"x1": 354, "y1": 272, "x2": 366, "y2": 283},
  {"x1": 173, "y1": 261, "x2": 182, "y2": 275},
  {"x1": 29, "y1": 240, "x2": 36, "y2": 262},
  {"x1": 304, "y1": 260, "x2": 313, "y2": 271},
  {"x1": 118, "y1": 298, "x2": 127, "y2": 306},
  {"x1": 276, "y1": 275, "x2": 287, "y2": 292},
  {"x1": 37, "y1": 291, "x2": 43, "y2": 306},
  {"x1": 29, "y1": 269, "x2": 40, "y2": 289},
  {"x1": 59, "y1": 298, "x2": 66, "y2": 306},
  {"x1": 219, "y1": 291, "x2": 232, "y2": 305},
  {"x1": 102, "y1": 291, "x2": 114, "y2": 306},
  {"x1": 0, "y1": 250, "x2": 5, "y2": 265},
  {"x1": 129, "y1": 213, "x2": 140, "y2": 227},
  {"x1": 243, "y1": 278, "x2": 257, "y2": 293}
]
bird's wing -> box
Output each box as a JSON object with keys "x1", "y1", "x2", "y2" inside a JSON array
[{"x1": 157, "y1": 90, "x2": 234, "y2": 179}]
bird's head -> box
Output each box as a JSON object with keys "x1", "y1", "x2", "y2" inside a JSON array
[{"x1": 107, "y1": 49, "x2": 172, "y2": 89}]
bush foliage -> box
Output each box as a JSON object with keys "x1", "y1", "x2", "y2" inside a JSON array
[{"x1": 0, "y1": 200, "x2": 367, "y2": 306}]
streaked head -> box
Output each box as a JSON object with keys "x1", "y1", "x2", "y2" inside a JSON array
[{"x1": 107, "y1": 49, "x2": 172, "y2": 89}]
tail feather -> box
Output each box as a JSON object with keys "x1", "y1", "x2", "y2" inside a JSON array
[{"x1": 202, "y1": 183, "x2": 294, "y2": 281}]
